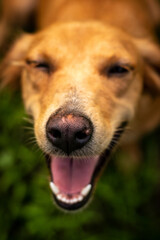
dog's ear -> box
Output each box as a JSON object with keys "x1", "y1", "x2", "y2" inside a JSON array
[
  {"x1": 135, "y1": 39, "x2": 160, "y2": 95},
  {"x1": 0, "y1": 34, "x2": 33, "y2": 90}
]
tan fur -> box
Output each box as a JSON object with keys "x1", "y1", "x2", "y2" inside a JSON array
[{"x1": 0, "y1": 0, "x2": 160, "y2": 158}]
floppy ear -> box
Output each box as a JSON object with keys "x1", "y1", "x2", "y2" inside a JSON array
[
  {"x1": 135, "y1": 39, "x2": 160, "y2": 95},
  {"x1": 0, "y1": 34, "x2": 33, "y2": 90}
]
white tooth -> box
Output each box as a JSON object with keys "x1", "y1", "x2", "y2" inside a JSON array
[
  {"x1": 62, "y1": 197, "x2": 66, "y2": 202},
  {"x1": 81, "y1": 184, "x2": 92, "y2": 197},
  {"x1": 78, "y1": 195, "x2": 83, "y2": 202},
  {"x1": 57, "y1": 194, "x2": 63, "y2": 200},
  {"x1": 70, "y1": 199, "x2": 74, "y2": 204},
  {"x1": 70, "y1": 198, "x2": 75, "y2": 204},
  {"x1": 72, "y1": 198, "x2": 77, "y2": 203},
  {"x1": 50, "y1": 182, "x2": 59, "y2": 195},
  {"x1": 65, "y1": 198, "x2": 70, "y2": 204}
]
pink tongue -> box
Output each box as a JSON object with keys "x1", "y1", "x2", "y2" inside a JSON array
[{"x1": 51, "y1": 156, "x2": 99, "y2": 194}]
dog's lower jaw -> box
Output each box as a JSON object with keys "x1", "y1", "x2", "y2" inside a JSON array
[{"x1": 46, "y1": 121, "x2": 128, "y2": 211}]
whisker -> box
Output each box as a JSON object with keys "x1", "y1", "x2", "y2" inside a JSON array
[
  {"x1": 23, "y1": 126, "x2": 34, "y2": 130},
  {"x1": 27, "y1": 136, "x2": 37, "y2": 141},
  {"x1": 23, "y1": 116, "x2": 34, "y2": 124},
  {"x1": 25, "y1": 138, "x2": 37, "y2": 146}
]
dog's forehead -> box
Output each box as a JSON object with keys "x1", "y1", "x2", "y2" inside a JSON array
[{"x1": 28, "y1": 22, "x2": 137, "y2": 62}]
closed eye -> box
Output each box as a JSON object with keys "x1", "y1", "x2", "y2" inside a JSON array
[
  {"x1": 101, "y1": 62, "x2": 134, "y2": 78},
  {"x1": 108, "y1": 65, "x2": 129, "y2": 75},
  {"x1": 26, "y1": 59, "x2": 51, "y2": 74}
]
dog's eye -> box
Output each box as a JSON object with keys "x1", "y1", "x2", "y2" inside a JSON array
[
  {"x1": 108, "y1": 65, "x2": 129, "y2": 76},
  {"x1": 26, "y1": 60, "x2": 51, "y2": 73}
]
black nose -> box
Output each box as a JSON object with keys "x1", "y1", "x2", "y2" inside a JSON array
[{"x1": 46, "y1": 113, "x2": 93, "y2": 154}]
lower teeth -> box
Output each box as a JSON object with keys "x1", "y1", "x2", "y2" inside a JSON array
[
  {"x1": 49, "y1": 182, "x2": 92, "y2": 204},
  {"x1": 56, "y1": 194, "x2": 84, "y2": 204}
]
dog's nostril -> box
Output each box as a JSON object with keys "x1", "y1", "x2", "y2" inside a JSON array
[
  {"x1": 76, "y1": 129, "x2": 90, "y2": 141},
  {"x1": 50, "y1": 129, "x2": 61, "y2": 138}
]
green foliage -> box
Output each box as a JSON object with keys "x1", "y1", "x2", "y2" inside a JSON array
[{"x1": 0, "y1": 90, "x2": 160, "y2": 240}]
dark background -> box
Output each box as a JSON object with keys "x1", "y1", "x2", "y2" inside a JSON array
[{"x1": 0, "y1": 1, "x2": 160, "y2": 239}]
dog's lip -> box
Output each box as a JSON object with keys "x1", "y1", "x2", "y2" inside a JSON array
[{"x1": 45, "y1": 121, "x2": 128, "y2": 211}]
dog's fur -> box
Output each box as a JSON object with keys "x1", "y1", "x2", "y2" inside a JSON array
[{"x1": 0, "y1": 0, "x2": 160, "y2": 210}]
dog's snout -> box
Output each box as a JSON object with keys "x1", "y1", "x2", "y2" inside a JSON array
[{"x1": 46, "y1": 113, "x2": 93, "y2": 154}]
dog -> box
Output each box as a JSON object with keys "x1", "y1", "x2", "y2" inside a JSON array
[{"x1": 0, "y1": 0, "x2": 160, "y2": 211}]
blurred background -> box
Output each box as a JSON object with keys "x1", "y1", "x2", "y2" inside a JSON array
[{"x1": 0, "y1": 0, "x2": 160, "y2": 240}]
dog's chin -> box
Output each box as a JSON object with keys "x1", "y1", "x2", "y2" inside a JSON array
[{"x1": 45, "y1": 121, "x2": 128, "y2": 211}]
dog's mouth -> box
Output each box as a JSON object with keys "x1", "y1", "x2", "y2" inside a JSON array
[
  {"x1": 46, "y1": 121, "x2": 127, "y2": 211},
  {"x1": 48, "y1": 155, "x2": 99, "y2": 210}
]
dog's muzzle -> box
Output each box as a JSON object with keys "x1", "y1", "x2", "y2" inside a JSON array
[{"x1": 45, "y1": 110, "x2": 127, "y2": 211}]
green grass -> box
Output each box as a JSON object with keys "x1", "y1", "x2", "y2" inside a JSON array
[{"x1": 0, "y1": 89, "x2": 160, "y2": 240}]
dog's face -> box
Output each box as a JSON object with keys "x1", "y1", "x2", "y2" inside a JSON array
[
  {"x1": 21, "y1": 22, "x2": 143, "y2": 210},
  {"x1": 1, "y1": 22, "x2": 160, "y2": 211}
]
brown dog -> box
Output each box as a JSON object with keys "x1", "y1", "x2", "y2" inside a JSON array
[{"x1": 0, "y1": 0, "x2": 160, "y2": 211}]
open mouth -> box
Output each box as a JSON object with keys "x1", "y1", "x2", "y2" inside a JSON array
[{"x1": 46, "y1": 121, "x2": 127, "y2": 211}]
